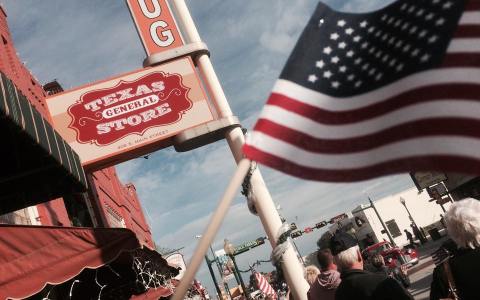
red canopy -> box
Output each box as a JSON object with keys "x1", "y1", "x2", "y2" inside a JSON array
[{"x1": 0, "y1": 224, "x2": 141, "y2": 300}]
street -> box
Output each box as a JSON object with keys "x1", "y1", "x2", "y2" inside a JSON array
[
  {"x1": 407, "y1": 237, "x2": 447, "y2": 300},
  {"x1": 408, "y1": 259, "x2": 435, "y2": 300}
]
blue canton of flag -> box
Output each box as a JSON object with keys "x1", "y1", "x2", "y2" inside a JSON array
[{"x1": 244, "y1": 0, "x2": 480, "y2": 182}]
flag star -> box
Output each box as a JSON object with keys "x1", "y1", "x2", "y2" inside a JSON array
[
  {"x1": 409, "y1": 26, "x2": 418, "y2": 34},
  {"x1": 411, "y1": 48, "x2": 420, "y2": 57},
  {"x1": 337, "y1": 20, "x2": 346, "y2": 27},
  {"x1": 425, "y1": 13, "x2": 434, "y2": 21},
  {"x1": 316, "y1": 60, "x2": 325, "y2": 68},
  {"x1": 394, "y1": 19, "x2": 402, "y2": 27},
  {"x1": 408, "y1": 6, "x2": 415, "y2": 13},
  {"x1": 368, "y1": 47, "x2": 375, "y2": 54},
  {"x1": 308, "y1": 74, "x2": 319, "y2": 83},
  {"x1": 353, "y1": 35, "x2": 361, "y2": 42},
  {"x1": 354, "y1": 80, "x2": 363, "y2": 88},
  {"x1": 331, "y1": 81, "x2": 340, "y2": 88},
  {"x1": 402, "y1": 44, "x2": 411, "y2": 52},
  {"x1": 368, "y1": 68, "x2": 376, "y2": 76},
  {"x1": 418, "y1": 30, "x2": 428, "y2": 38},
  {"x1": 416, "y1": 9, "x2": 425, "y2": 17},
  {"x1": 361, "y1": 63, "x2": 370, "y2": 71},
  {"x1": 381, "y1": 33, "x2": 389, "y2": 41},
  {"x1": 339, "y1": 65, "x2": 347, "y2": 72},
  {"x1": 354, "y1": 57, "x2": 363, "y2": 65},
  {"x1": 331, "y1": 56, "x2": 340, "y2": 64},
  {"x1": 347, "y1": 74, "x2": 355, "y2": 81},
  {"x1": 388, "y1": 37, "x2": 396, "y2": 45},
  {"x1": 400, "y1": 3, "x2": 408, "y2": 10},
  {"x1": 387, "y1": 17, "x2": 395, "y2": 25},
  {"x1": 323, "y1": 46, "x2": 333, "y2": 54},
  {"x1": 368, "y1": 26, "x2": 375, "y2": 33},
  {"x1": 396, "y1": 63, "x2": 404, "y2": 72},
  {"x1": 381, "y1": 15, "x2": 388, "y2": 21},
  {"x1": 346, "y1": 50, "x2": 355, "y2": 57},
  {"x1": 401, "y1": 22, "x2": 410, "y2": 31},
  {"x1": 375, "y1": 50, "x2": 382, "y2": 58},
  {"x1": 338, "y1": 42, "x2": 347, "y2": 49},
  {"x1": 443, "y1": 1, "x2": 453, "y2": 9},
  {"x1": 330, "y1": 33, "x2": 340, "y2": 40},
  {"x1": 375, "y1": 73, "x2": 383, "y2": 81},
  {"x1": 389, "y1": 58, "x2": 397, "y2": 67},
  {"x1": 375, "y1": 30, "x2": 381, "y2": 38},
  {"x1": 433, "y1": 0, "x2": 440, "y2": 3},
  {"x1": 382, "y1": 54, "x2": 389, "y2": 62},
  {"x1": 345, "y1": 28, "x2": 354, "y2": 35},
  {"x1": 361, "y1": 42, "x2": 368, "y2": 49},
  {"x1": 435, "y1": 18, "x2": 446, "y2": 26},
  {"x1": 323, "y1": 70, "x2": 333, "y2": 78},
  {"x1": 395, "y1": 40, "x2": 404, "y2": 48},
  {"x1": 360, "y1": 20, "x2": 368, "y2": 28},
  {"x1": 428, "y1": 35, "x2": 438, "y2": 43},
  {"x1": 420, "y1": 54, "x2": 431, "y2": 62},
  {"x1": 318, "y1": 18, "x2": 325, "y2": 27}
]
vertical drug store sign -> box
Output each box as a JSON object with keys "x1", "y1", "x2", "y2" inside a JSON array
[
  {"x1": 126, "y1": 0, "x2": 184, "y2": 55},
  {"x1": 47, "y1": 57, "x2": 213, "y2": 169}
]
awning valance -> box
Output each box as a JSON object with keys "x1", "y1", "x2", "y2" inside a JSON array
[
  {"x1": 0, "y1": 225, "x2": 177, "y2": 300},
  {"x1": 0, "y1": 72, "x2": 87, "y2": 214}
]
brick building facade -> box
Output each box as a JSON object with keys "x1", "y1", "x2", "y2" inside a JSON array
[{"x1": 0, "y1": 5, "x2": 154, "y2": 249}]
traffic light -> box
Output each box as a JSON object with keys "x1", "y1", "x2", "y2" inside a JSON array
[
  {"x1": 355, "y1": 216, "x2": 364, "y2": 227},
  {"x1": 304, "y1": 227, "x2": 313, "y2": 233},
  {"x1": 255, "y1": 237, "x2": 266, "y2": 245},
  {"x1": 315, "y1": 221, "x2": 327, "y2": 229},
  {"x1": 291, "y1": 230, "x2": 303, "y2": 239},
  {"x1": 290, "y1": 223, "x2": 297, "y2": 231}
]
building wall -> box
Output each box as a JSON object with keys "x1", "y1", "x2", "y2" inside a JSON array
[
  {"x1": 0, "y1": 5, "x2": 155, "y2": 249},
  {"x1": 352, "y1": 188, "x2": 450, "y2": 247}
]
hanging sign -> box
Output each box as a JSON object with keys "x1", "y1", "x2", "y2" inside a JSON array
[
  {"x1": 46, "y1": 57, "x2": 213, "y2": 169},
  {"x1": 126, "y1": 0, "x2": 184, "y2": 56}
]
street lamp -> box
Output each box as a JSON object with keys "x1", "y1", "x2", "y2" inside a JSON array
[
  {"x1": 399, "y1": 197, "x2": 425, "y2": 243},
  {"x1": 224, "y1": 239, "x2": 249, "y2": 299},
  {"x1": 195, "y1": 235, "x2": 223, "y2": 300}
]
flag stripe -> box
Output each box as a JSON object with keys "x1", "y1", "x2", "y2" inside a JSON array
[
  {"x1": 253, "y1": 118, "x2": 480, "y2": 153},
  {"x1": 254, "y1": 272, "x2": 276, "y2": 299},
  {"x1": 271, "y1": 68, "x2": 480, "y2": 111},
  {"x1": 243, "y1": 145, "x2": 480, "y2": 182},
  {"x1": 441, "y1": 53, "x2": 480, "y2": 66},
  {"x1": 448, "y1": 38, "x2": 480, "y2": 52},
  {"x1": 258, "y1": 100, "x2": 480, "y2": 139},
  {"x1": 454, "y1": 25, "x2": 480, "y2": 38},
  {"x1": 460, "y1": 12, "x2": 480, "y2": 24},
  {"x1": 266, "y1": 83, "x2": 480, "y2": 124},
  {"x1": 246, "y1": 132, "x2": 480, "y2": 169},
  {"x1": 465, "y1": 1, "x2": 480, "y2": 11}
]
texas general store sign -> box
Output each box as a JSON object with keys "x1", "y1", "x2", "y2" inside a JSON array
[{"x1": 47, "y1": 57, "x2": 213, "y2": 169}]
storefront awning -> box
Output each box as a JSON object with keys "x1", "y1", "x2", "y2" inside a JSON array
[
  {"x1": 0, "y1": 72, "x2": 87, "y2": 215},
  {"x1": 0, "y1": 225, "x2": 177, "y2": 300}
]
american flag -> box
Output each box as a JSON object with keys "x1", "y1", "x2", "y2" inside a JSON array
[
  {"x1": 254, "y1": 271, "x2": 277, "y2": 299},
  {"x1": 243, "y1": 0, "x2": 480, "y2": 182}
]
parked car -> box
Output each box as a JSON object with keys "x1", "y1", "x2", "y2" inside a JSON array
[{"x1": 362, "y1": 241, "x2": 419, "y2": 269}]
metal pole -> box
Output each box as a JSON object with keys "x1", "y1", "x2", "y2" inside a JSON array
[
  {"x1": 369, "y1": 198, "x2": 397, "y2": 246},
  {"x1": 169, "y1": 1, "x2": 309, "y2": 299},
  {"x1": 230, "y1": 255, "x2": 248, "y2": 298},
  {"x1": 206, "y1": 255, "x2": 223, "y2": 299}
]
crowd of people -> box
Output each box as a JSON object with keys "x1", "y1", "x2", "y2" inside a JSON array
[{"x1": 302, "y1": 198, "x2": 480, "y2": 300}]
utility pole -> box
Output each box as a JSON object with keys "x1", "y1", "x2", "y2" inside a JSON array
[{"x1": 368, "y1": 197, "x2": 397, "y2": 247}]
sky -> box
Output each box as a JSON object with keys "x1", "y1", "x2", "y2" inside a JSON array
[{"x1": 2, "y1": 0, "x2": 416, "y2": 295}]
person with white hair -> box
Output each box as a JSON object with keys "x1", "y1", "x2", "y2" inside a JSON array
[
  {"x1": 329, "y1": 231, "x2": 413, "y2": 300},
  {"x1": 430, "y1": 198, "x2": 480, "y2": 300}
]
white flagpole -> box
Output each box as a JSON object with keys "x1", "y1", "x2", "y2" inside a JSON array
[
  {"x1": 171, "y1": 159, "x2": 251, "y2": 300},
  {"x1": 168, "y1": 1, "x2": 310, "y2": 299}
]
